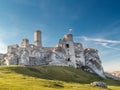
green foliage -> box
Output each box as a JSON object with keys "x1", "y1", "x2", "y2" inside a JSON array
[{"x1": 0, "y1": 66, "x2": 119, "y2": 90}]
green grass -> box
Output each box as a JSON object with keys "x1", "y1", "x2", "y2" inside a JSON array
[{"x1": 0, "y1": 66, "x2": 119, "y2": 90}]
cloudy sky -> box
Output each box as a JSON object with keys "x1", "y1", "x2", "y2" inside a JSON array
[{"x1": 0, "y1": 0, "x2": 120, "y2": 72}]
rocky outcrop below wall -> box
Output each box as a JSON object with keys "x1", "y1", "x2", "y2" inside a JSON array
[{"x1": 84, "y1": 48, "x2": 106, "y2": 78}]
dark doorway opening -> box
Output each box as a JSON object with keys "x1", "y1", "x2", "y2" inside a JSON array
[
  {"x1": 67, "y1": 58, "x2": 70, "y2": 61},
  {"x1": 66, "y1": 44, "x2": 69, "y2": 48}
]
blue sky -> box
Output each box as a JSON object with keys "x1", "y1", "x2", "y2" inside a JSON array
[{"x1": 0, "y1": 0, "x2": 120, "y2": 72}]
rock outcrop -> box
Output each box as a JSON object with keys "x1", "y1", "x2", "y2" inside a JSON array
[
  {"x1": 84, "y1": 48, "x2": 106, "y2": 78},
  {"x1": 0, "y1": 53, "x2": 6, "y2": 64},
  {"x1": 90, "y1": 81, "x2": 107, "y2": 88}
]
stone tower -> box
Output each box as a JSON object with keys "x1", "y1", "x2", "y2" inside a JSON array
[
  {"x1": 21, "y1": 39, "x2": 29, "y2": 48},
  {"x1": 34, "y1": 30, "x2": 42, "y2": 47},
  {"x1": 63, "y1": 34, "x2": 76, "y2": 68}
]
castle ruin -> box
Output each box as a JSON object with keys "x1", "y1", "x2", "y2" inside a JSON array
[{"x1": 0, "y1": 30, "x2": 105, "y2": 78}]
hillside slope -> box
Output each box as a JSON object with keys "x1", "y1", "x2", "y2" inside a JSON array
[{"x1": 0, "y1": 66, "x2": 120, "y2": 90}]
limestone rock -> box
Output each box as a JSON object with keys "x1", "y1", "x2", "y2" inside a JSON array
[
  {"x1": 91, "y1": 81, "x2": 107, "y2": 88},
  {"x1": 49, "y1": 47, "x2": 68, "y2": 66},
  {"x1": 84, "y1": 48, "x2": 106, "y2": 78},
  {"x1": 0, "y1": 54, "x2": 5, "y2": 60},
  {"x1": 0, "y1": 54, "x2": 6, "y2": 64}
]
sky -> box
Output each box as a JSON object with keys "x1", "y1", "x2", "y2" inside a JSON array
[{"x1": 0, "y1": 0, "x2": 120, "y2": 72}]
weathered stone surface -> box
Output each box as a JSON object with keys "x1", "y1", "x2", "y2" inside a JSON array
[
  {"x1": 0, "y1": 54, "x2": 6, "y2": 64},
  {"x1": 49, "y1": 47, "x2": 68, "y2": 66},
  {"x1": 90, "y1": 81, "x2": 107, "y2": 88},
  {"x1": 84, "y1": 48, "x2": 106, "y2": 78}
]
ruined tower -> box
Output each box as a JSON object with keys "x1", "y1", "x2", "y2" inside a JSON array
[
  {"x1": 21, "y1": 39, "x2": 29, "y2": 48},
  {"x1": 34, "y1": 30, "x2": 42, "y2": 47},
  {"x1": 63, "y1": 34, "x2": 76, "y2": 68}
]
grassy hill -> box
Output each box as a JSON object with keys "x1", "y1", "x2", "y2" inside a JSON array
[{"x1": 0, "y1": 66, "x2": 120, "y2": 90}]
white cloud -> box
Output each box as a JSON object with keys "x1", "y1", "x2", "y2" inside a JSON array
[
  {"x1": 75, "y1": 36, "x2": 120, "y2": 50},
  {"x1": 80, "y1": 36, "x2": 120, "y2": 44}
]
